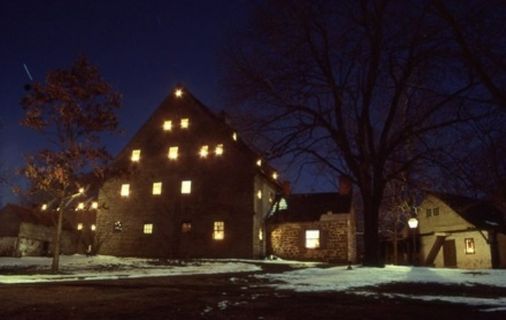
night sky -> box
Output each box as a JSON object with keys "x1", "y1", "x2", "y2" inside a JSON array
[{"x1": 0, "y1": 0, "x2": 333, "y2": 206}]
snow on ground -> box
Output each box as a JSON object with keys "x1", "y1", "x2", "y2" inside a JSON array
[
  {"x1": 258, "y1": 264, "x2": 506, "y2": 311},
  {"x1": 0, "y1": 255, "x2": 261, "y2": 284}
]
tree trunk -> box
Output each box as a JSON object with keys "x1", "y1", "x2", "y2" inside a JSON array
[
  {"x1": 51, "y1": 209, "x2": 64, "y2": 272},
  {"x1": 393, "y1": 221, "x2": 398, "y2": 265},
  {"x1": 362, "y1": 196, "x2": 383, "y2": 267}
]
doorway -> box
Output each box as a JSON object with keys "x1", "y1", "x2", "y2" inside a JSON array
[{"x1": 443, "y1": 239, "x2": 457, "y2": 268}]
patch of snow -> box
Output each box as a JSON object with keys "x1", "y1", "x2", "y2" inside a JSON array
[{"x1": 0, "y1": 255, "x2": 261, "y2": 284}]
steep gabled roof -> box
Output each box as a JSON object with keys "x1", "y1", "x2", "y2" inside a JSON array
[
  {"x1": 268, "y1": 192, "x2": 352, "y2": 223},
  {"x1": 429, "y1": 192, "x2": 505, "y2": 230}
]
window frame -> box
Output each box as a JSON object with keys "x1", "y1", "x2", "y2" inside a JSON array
[
  {"x1": 305, "y1": 229, "x2": 320, "y2": 249},
  {"x1": 212, "y1": 221, "x2": 225, "y2": 240},
  {"x1": 143, "y1": 223, "x2": 154, "y2": 235}
]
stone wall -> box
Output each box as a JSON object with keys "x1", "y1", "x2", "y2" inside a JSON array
[{"x1": 268, "y1": 214, "x2": 353, "y2": 263}]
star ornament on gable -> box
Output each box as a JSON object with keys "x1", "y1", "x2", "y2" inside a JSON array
[{"x1": 174, "y1": 88, "x2": 183, "y2": 98}]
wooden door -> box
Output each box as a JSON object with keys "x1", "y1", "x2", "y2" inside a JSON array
[{"x1": 443, "y1": 240, "x2": 457, "y2": 268}]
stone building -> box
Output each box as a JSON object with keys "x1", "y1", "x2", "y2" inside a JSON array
[
  {"x1": 96, "y1": 87, "x2": 280, "y2": 258},
  {"x1": 418, "y1": 192, "x2": 506, "y2": 269},
  {"x1": 266, "y1": 178, "x2": 356, "y2": 263},
  {"x1": 0, "y1": 204, "x2": 75, "y2": 256}
]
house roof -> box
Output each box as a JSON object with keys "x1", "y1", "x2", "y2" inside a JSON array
[
  {"x1": 429, "y1": 192, "x2": 505, "y2": 230},
  {"x1": 0, "y1": 203, "x2": 54, "y2": 227},
  {"x1": 268, "y1": 192, "x2": 352, "y2": 223}
]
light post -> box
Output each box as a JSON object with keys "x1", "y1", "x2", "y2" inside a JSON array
[{"x1": 408, "y1": 217, "x2": 419, "y2": 265}]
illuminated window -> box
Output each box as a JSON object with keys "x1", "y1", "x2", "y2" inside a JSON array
[
  {"x1": 91, "y1": 201, "x2": 98, "y2": 209},
  {"x1": 305, "y1": 230, "x2": 320, "y2": 249},
  {"x1": 174, "y1": 88, "x2": 183, "y2": 98},
  {"x1": 77, "y1": 223, "x2": 83, "y2": 231},
  {"x1": 78, "y1": 187, "x2": 85, "y2": 194},
  {"x1": 257, "y1": 190, "x2": 262, "y2": 199},
  {"x1": 272, "y1": 172, "x2": 278, "y2": 180},
  {"x1": 152, "y1": 182, "x2": 162, "y2": 195},
  {"x1": 232, "y1": 132, "x2": 237, "y2": 141},
  {"x1": 256, "y1": 159, "x2": 262, "y2": 167},
  {"x1": 91, "y1": 224, "x2": 96, "y2": 231},
  {"x1": 41, "y1": 204, "x2": 47, "y2": 211},
  {"x1": 259, "y1": 229, "x2": 263, "y2": 241},
  {"x1": 114, "y1": 221, "x2": 123, "y2": 232},
  {"x1": 180, "y1": 118, "x2": 189, "y2": 129},
  {"x1": 465, "y1": 238, "x2": 475, "y2": 254},
  {"x1": 76, "y1": 202, "x2": 85, "y2": 210},
  {"x1": 213, "y1": 221, "x2": 225, "y2": 240},
  {"x1": 181, "y1": 221, "x2": 192, "y2": 233},
  {"x1": 181, "y1": 180, "x2": 192, "y2": 194},
  {"x1": 143, "y1": 223, "x2": 153, "y2": 234},
  {"x1": 279, "y1": 198, "x2": 288, "y2": 210},
  {"x1": 215, "y1": 144, "x2": 224, "y2": 156},
  {"x1": 120, "y1": 184, "x2": 130, "y2": 197},
  {"x1": 168, "y1": 146, "x2": 179, "y2": 160},
  {"x1": 131, "y1": 149, "x2": 141, "y2": 162},
  {"x1": 163, "y1": 120, "x2": 173, "y2": 131},
  {"x1": 199, "y1": 145, "x2": 209, "y2": 158}
]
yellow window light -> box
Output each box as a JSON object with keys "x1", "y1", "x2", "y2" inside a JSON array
[
  {"x1": 181, "y1": 180, "x2": 192, "y2": 194},
  {"x1": 256, "y1": 159, "x2": 262, "y2": 167},
  {"x1": 41, "y1": 204, "x2": 47, "y2": 211},
  {"x1": 272, "y1": 172, "x2": 278, "y2": 180},
  {"x1": 91, "y1": 224, "x2": 96, "y2": 231},
  {"x1": 91, "y1": 201, "x2": 98, "y2": 209},
  {"x1": 77, "y1": 202, "x2": 85, "y2": 210},
  {"x1": 215, "y1": 144, "x2": 224, "y2": 156},
  {"x1": 120, "y1": 184, "x2": 130, "y2": 197},
  {"x1": 305, "y1": 230, "x2": 320, "y2": 249},
  {"x1": 163, "y1": 120, "x2": 173, "y2": 131},
  {"x1": 199, "y1": 145, "x2": 209, "y2": 158},
  {"x1": 77, "y1": 223, "x2": 83, "y2": 231},
  {"x1": 131, "y1": 149, "x2": 141, "y2": 162},
  {"x1": 152, "y1": 182, "x2": 162, "y2": 195},
  {"x1": 168, "y1": 146, "x2": 179, "y2": 160},
  {"x1": 174, "y1": 88, "x2": 183, "y2": 98},
  {"x1": 78, "y1": 187, "x2": 85, "y2": 194},
  {"x1": 144, "y1": 223, "x2": 154, "y2": 234},
  {"x1": 180, "y1": 118, "x2": 189, "y2": 129},
  {"x1": 232, "y1": 132, "x2": 237, "y2": 141},
  {"x1": 213, "y1": 221, "x2": 225, "y2": 240},
  {"x1": 257, "y1": 190, "x2": 262, "y2": 199}
]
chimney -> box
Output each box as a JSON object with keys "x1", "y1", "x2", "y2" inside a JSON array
[
  {"x1": 282, "y1": 181, "x2": 291, "y2": 196},
  {"x1": 339, "y1": 175, "x2": 352, "y2": 196}
]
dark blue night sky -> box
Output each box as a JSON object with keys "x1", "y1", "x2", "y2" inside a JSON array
[{"x1": 0, "y1": 0, "x2": 333, "y2": 205}]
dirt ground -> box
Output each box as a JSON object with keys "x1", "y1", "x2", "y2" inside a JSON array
[{"x1": 1, "y1": 264, "x2": 505, "y2": 320}]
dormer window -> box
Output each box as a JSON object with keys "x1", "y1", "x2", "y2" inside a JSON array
[
  {"x1": 163, "y1": 120, "x2": 172, "y2": 131},
  {"x1": 215, "y1": 144, "x2": 224, "y2": 156},
  {"x1": 199, "y1": 145, "x2": 209, "y2": 158},
  {"x1": 120, "y1": 184, "x2": 130, "y2": 197},
  {"x1": 152, "y1": 182, "x2": 162, "y2": 195},
  {"x1": 168, "y1": 146, "x2": 179, "y2": 160},
  {"x1": 131, "y1": 149, "x2": 141, "y2": 162},
  {"x1": 180, "y1": 118, "x2": 189, "y2": 129}
]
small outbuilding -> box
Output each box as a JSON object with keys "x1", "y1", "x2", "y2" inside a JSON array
[
  {"x1": 0, "y1": 204, "x2": 75, "y2": 257},
  {"x1": 266, "y1": 179, "x2": 356, "y2": 263},
  {"x1": 418, "y1": 192, "x2": 506, "y2": 269}
]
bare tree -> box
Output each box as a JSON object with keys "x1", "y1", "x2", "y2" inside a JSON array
[
  {"x1": 224, "y1": 0, "x2": 493, "y2": 266},
  {"x1": 20, "y1": 57, "x2": 121, "y2": 272}
]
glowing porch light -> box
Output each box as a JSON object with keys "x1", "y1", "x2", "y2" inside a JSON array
[
  {"x1": 256, "y1": 159, "x2": 262, "y2": 167},
  {"x1": 174, "y1": 88, "x2": 183, "y2": 98},
  {"x1": 199, "y1": 145, "x2": 209, "y2": 158},
  {"x1": 163, "y1": 120, "x2": 173, "y2": 131},
  {"x1": 131, "y1": 149, "x2": 141, "y2": 162},
  {"x1": 120, "y1": 184, "x2": 130, "y2": 197},
  {"x1": 215, "y1": 144, "x2": 224, "y2": 156},
  {"x1": 180, "y1": 118, "x2": 189, "y2": 129},
  {"x1": 168, "y1": 146, "x2": 179, "y2": 160},
  {"x1": 41, "y1": 204, "x2": 47, "y2": 211},
  {"x1": 91, "y1": 202, "x2": 98, "y2": 209}
]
